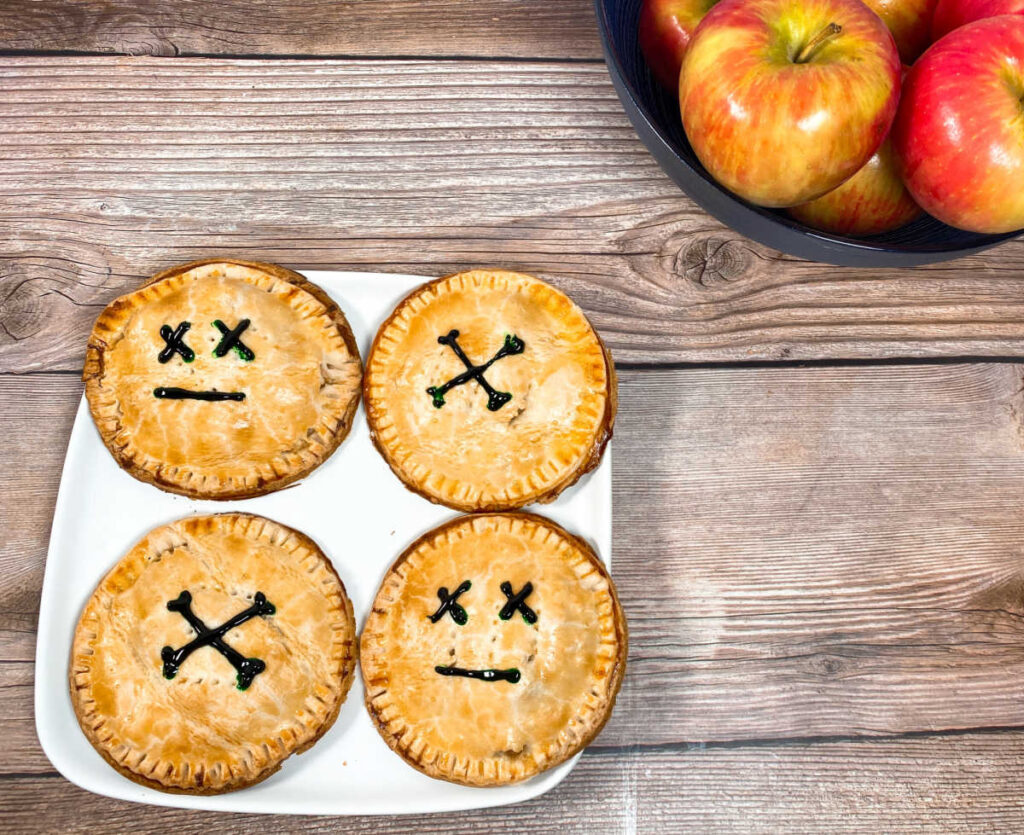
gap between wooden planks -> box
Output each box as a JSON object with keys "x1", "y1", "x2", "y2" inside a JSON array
[{"x1": 2, "y1": 57, "x2": 1024, "y2": 371}]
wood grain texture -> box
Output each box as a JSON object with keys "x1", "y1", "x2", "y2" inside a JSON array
[
  {"x1": 5, "y1": 732, "x2": 1024, "y2": 833},
  {"x1": 0, "y1": 0, "x2": 602, "y2": 60},
  {"x1": 4, "y1": 58, "x2": 1024, "y2": 371},
  {"x1": 8, "y1": 364, "x2": 1024, "y2": 774},
  {"x1": 614, "y1": 362, "x2": 1024, "y2": 744},
  {"x1": 9, "y1": 365, "x2": 1024, "y2": 825}
]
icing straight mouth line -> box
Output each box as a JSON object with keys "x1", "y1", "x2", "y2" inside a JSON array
[
  {"x1": 434, "y1": 664, "x2": 521, "y2": 683},
  {"x1": 153, "y1": 387, "x2": 246, "y2": 401}
]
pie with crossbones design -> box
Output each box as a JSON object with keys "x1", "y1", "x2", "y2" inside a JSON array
[
  {"x1": 364, "y1": 269, "x2": 616, "y2": 512},
  {"x1": 69, "y1": 513, "x2": 357, "y2": 795},
  {"x1": 360, "y1": 512, "x2": 627, "y2": 786},
  {"x1": 84, "y1": 259, "x2": 362, "y2": 499}
]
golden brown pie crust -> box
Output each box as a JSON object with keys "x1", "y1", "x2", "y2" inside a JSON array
[
  {"x1": 69, "y1": 513, "x2": 357, "y2": 795},
  {"x1": 83, "y1": 259, "x2": 363, "y2": 500},
  {"x1": 364, "y1": 269, "x2": 616, "y2": 512},
  {"x1": 360, "y1": 512, "x2": 627, "y2": 787}
]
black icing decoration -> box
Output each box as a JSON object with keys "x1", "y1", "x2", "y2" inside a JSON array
[
  {"x1": 153, "y1": 387, "x2": 245, "y2": 401},
  {"x1": 499, "y1": 581, "x2": 537, "y2": 624},
  {"x1": 212, "y1": 318, "x2": 255, "y2": 361},
  {"x1": 434, "y1": 665, "x2": 521, "y2": 684},
  {"x1": 161, "y1": 590, "x2": 275, "y2": 691},
  {"x1": 428, "y1": 580, "x2": 471, "y2": 625},
  {"x1": 158, "y1": 321, "x2": 195, "y2": 364},
  {"x1": 426, "y1": 329, "x2": 525, "y2": 411}
]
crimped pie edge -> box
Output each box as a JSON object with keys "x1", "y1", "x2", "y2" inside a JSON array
[
  {"x1": 363, "y1": 269, "x2": 617, "y2": 512},
  {"x1": 83, "y1": 258, "x2": 363, "y2": 500},
  {"x1": 359, "y1": 511, "x2": 628, "y2": 787},
  {"x1": 68, "y1": 512, "x2": 358, "y2": 795}
]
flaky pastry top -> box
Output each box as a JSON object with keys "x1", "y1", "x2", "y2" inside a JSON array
[
  {"x1": 360, "y1": 513, "x2": 626, "y2": 786},
  {"x1": 69, "y1": 513, "x2": 356, "y2": 794},
  {"x1": 84, "y1": 259, "x2": 362, "y2": 499},
  {"x1": 364, "y1": 269, "x2": 615, "y2": 511}
]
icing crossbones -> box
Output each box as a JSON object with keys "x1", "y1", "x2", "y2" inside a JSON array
[
  {"x1": 161, "y1": 590, "x2": 276, "y2": 690},
  {"x1": 426, "y1": 330, "x2": 525, "y2": 412}
]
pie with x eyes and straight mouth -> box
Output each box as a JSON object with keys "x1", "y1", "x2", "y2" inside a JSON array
[
  {"x1": 69, "y1": 513, "x2": 357, "y2": 795},
  {"x1": 83, "y1": 258, "x2": 363, "y2": 500},
  {"x1": 363, "y1": 268, "x2": 616, "y2": 512},
  {"x1": 360, "y1": 512, "x2": 627, "y2": 787}
]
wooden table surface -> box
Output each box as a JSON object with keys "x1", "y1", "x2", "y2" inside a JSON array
[{"x1": 4, "y1": 2, "x2": 1024, "y2": 831}]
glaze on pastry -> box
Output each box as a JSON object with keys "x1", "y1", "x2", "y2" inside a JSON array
[
  {"x1": 360, "y1": 513, "x2": 627, "y2": 786},
  {"x1": 363, "y1": 269, "x2": 616, "y2": 512},
  {"x1": 69, "y1": 513, "x2": 357, "y2": 795},
  {"x1": 84, "y1": 259, "x2": 362, "y2": 499}
]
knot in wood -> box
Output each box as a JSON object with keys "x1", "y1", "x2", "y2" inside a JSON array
[
  {"x1": 0, "y1": 270, "x2": 48, "y2": 343},
  {"x1": 675, "y1": 236, "x2": 753, "y2": 287},
  {"x1": 815, "y1": 655, "x2": 844, "y2": 677}
]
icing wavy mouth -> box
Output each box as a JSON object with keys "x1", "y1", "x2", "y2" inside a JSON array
[{"x1": 154, "y1": 387, "x2": 246, "y2": 401}]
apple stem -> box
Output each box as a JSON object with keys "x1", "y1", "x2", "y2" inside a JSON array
[{"x1": 794, "y1": 23, "x2": 842, "y2": 64}]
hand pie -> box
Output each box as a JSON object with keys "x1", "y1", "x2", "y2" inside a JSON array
[
  {"x1": 84, "y1": 258, "x2": 362, "y2": 500},
  {"x1": 364, "y1": 269, "x2": 616, "y2": 512},
  {"x1": 69, "y1": 513, "x2": 357, "y2": 795},
  {"x1": 360, "y1": 512, "x2": 627, "y2": 787}
]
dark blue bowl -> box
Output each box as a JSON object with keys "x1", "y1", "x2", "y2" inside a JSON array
[{"x1": 595, "y1": 0, "x2": 1019, "y2": 266}]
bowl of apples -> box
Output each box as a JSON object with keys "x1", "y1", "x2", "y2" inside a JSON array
[{"x1": 595, "y1": 0, "x2": 1024, "y2": 266}]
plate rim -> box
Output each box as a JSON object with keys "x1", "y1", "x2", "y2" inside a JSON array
[{"x1": 33, "y1": 268, "x2": 613, "y2": 816}]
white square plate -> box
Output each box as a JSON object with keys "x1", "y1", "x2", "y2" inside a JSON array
[{"x1": 34, "y1": 271, "x2": 612, "y2": 815}]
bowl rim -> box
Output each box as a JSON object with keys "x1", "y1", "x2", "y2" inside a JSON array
[{"x1": 593, "y1": 0, "x2": 1020, "y2": 267}]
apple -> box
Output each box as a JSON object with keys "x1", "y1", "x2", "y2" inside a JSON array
[
  {"x1": 890, "y1": 16, "x2": 1024, "y2": 233},
  {"x1": 861, "y1": 0, "x2": 938, "y2": 62},
  {"x1": 639, "y1": 0, "x2": 719, "y2": 89},
  {"x1": 931, "y1": 0, "x2": 1024, "y2": 39},
  {"x1": 787, "y1": 139, "x2": 922, "y2": 235},
  {"x1": 679, "y1": 0, "x2": 901, "y2": 208}
]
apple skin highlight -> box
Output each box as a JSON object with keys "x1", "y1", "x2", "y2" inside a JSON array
[
  {"x1": 891, "y1": 16, "x2": 1024, "y2": 234},
  {"x1": 679, "y1": 0, "x2": 902, "y2": 209}
]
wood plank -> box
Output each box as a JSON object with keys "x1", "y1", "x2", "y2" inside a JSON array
[
  {"x1": 5, "y1": 58, "x2": 1024, "y2": 371},
  {"x1": 0, "y1": 0, "x2": 602, "y2": 60},
  {"x1": 613, "y1": 362, "x2": 1024, "y2": 743},
  {"x1": 5, "y1": 732, "x2": 1024, "y2": 831},
  {"x1": 9, "y1": 364, "x2": 1024, "y2": 774}
]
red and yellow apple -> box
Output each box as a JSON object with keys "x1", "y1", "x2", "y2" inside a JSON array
[
  {"x1": 679, "y1": 0, "x2": 901, "y2": 208},
  {"x1": 931, "y1": 0, "x2": 1024, "y2": 39},
  {"x1": 891, "y1": 17, "x2": 1024, "y2": 233},
  {"x1": 639, "y1": 0, "x2": 720, "y2": 89},
  {"x1": 861, "y1": 0, "x2": 938, "y2": 62},
  {"x1": 787, "y1": 139, "x2": 922, "y2": 235}
]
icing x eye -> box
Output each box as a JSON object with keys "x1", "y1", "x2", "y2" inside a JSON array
[
  {"x1": 428, "y1": 581, "x2": 471, "y2": 624},
  {"x1": 428, "y1": 580, "x2": 539, "y2": 626},
  {"x1": 499, "y1": 581, "x2": 537, "y2": 624},
  {"x1": 157, "y1": 319, "x2": 255, "y2": 363},
  {"x1": 212, "y1": 318, "x2": 255, "y2": 361},
  {"x1": 158, "y1": 322, "x2": 195, "y2": 364}
]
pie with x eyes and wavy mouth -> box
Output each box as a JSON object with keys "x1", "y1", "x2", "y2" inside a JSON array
[
  {"x1": 83, "y1": 258, "x2": 362, "y2": 500},
  {"x1": 363, "y1": 269, "x2": 616, "y2": 512},
  {"x1": 360, "y1": 512, "x2": 627, "y2": 787},
  {"x1": 70, "y1": 513, "x2": 357, "y2": 795}
]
